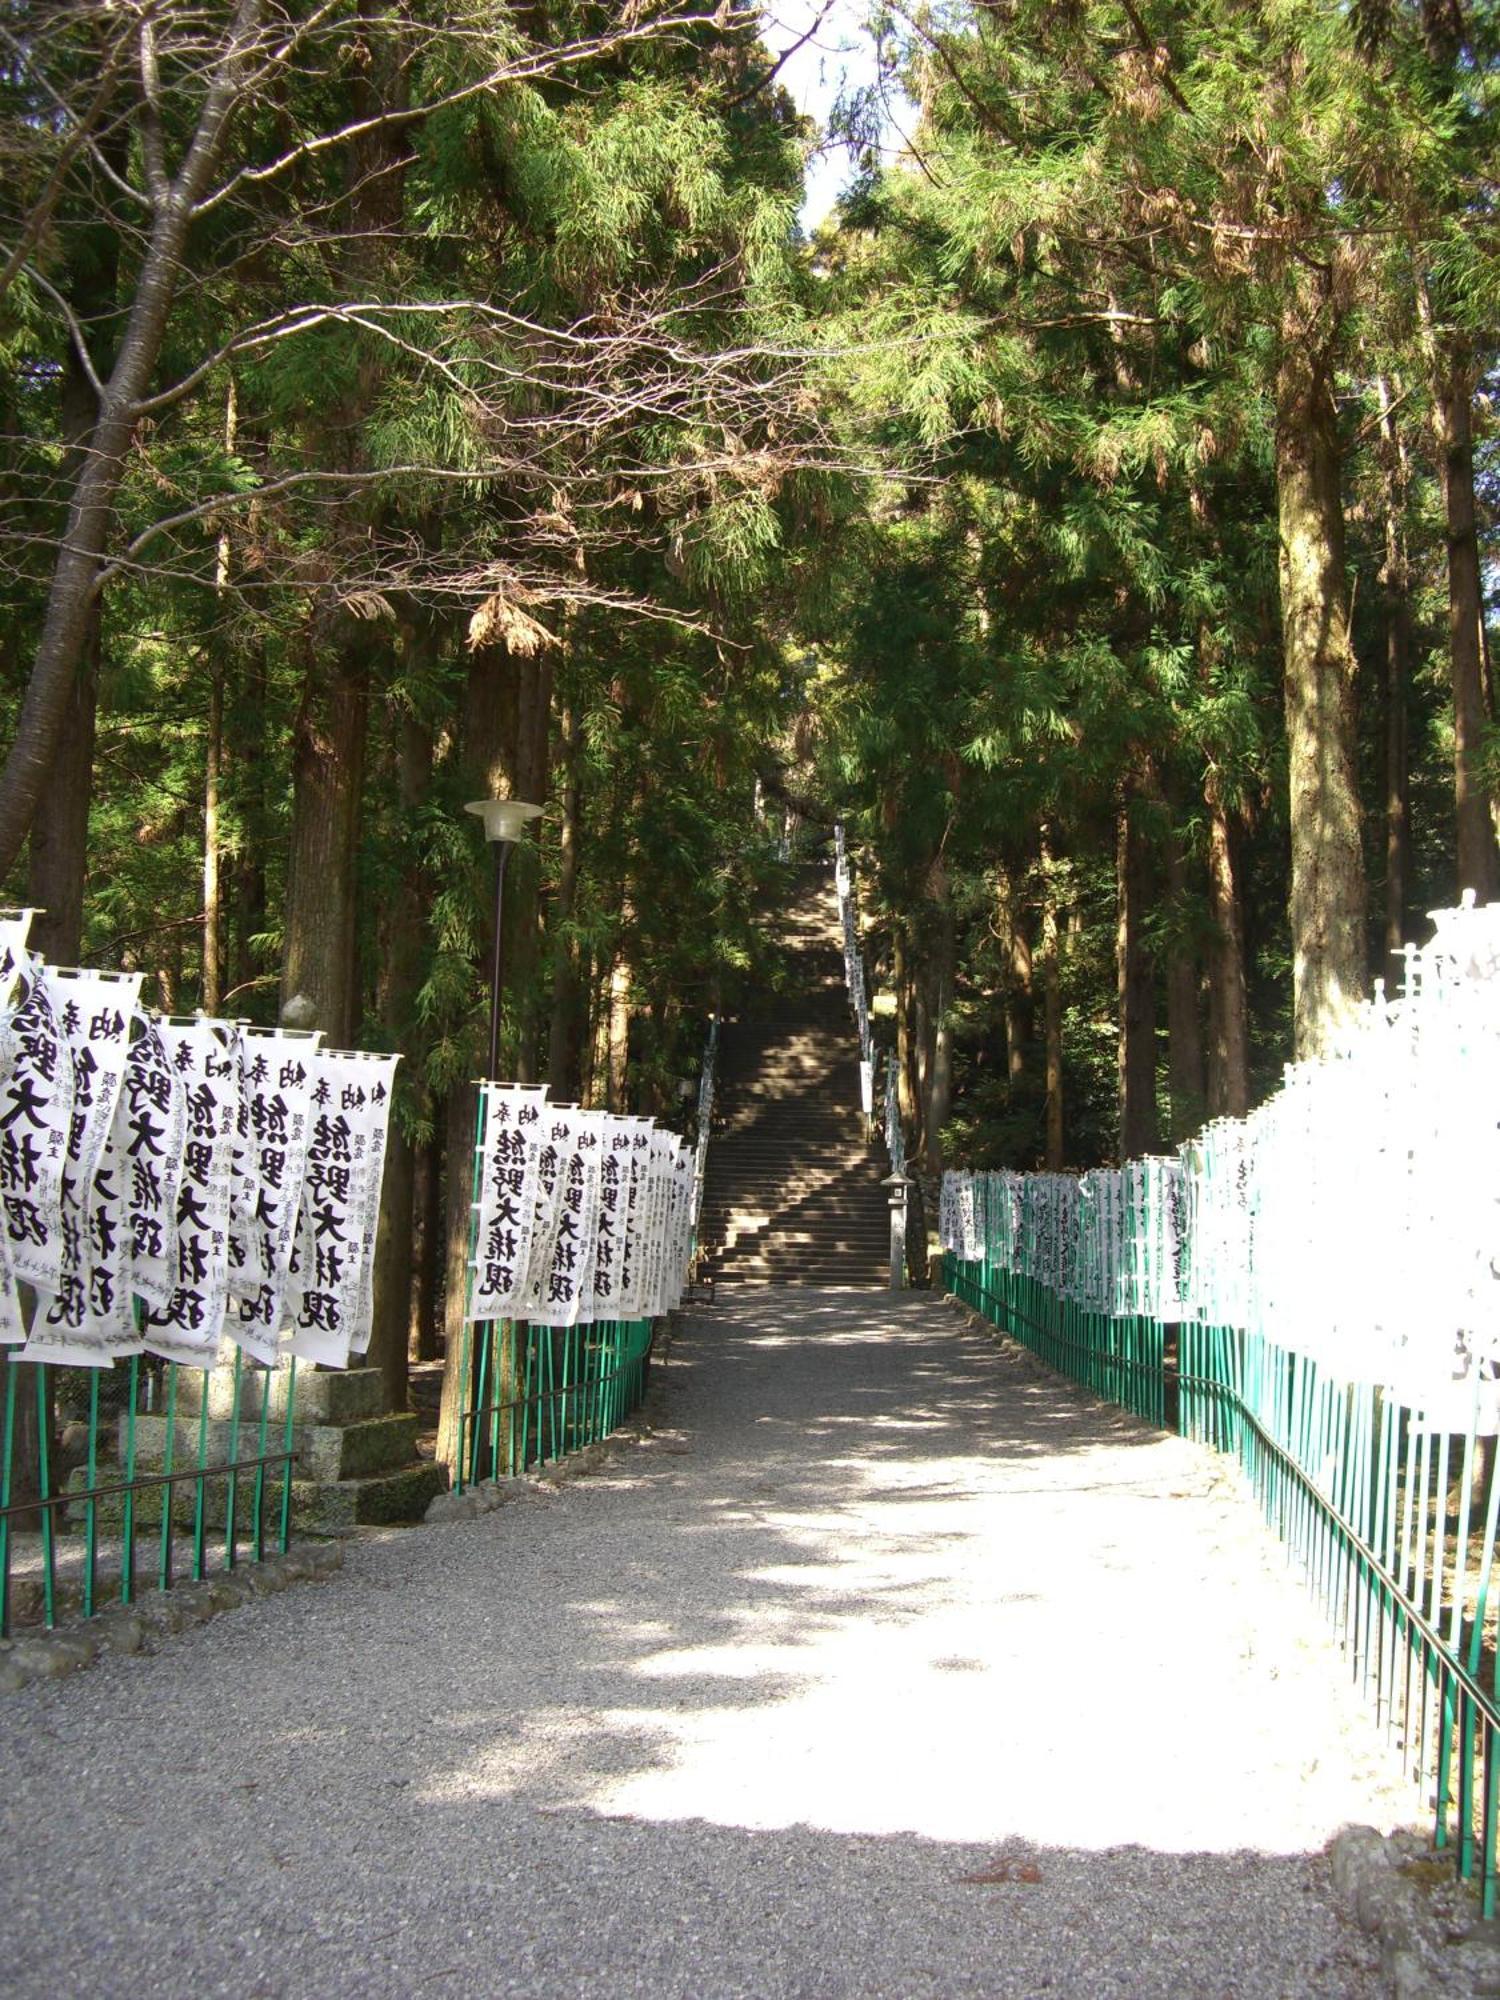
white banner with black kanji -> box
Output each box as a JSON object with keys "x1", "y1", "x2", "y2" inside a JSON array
[
  {"x1": 139, "y1": 1019, "x2": 240, "y2": 1367},
  {"x1": 467, "y1": 1084, "x2": 547, "y2": 1323},
  {"x1": 282, "y1": 1051, "x2": 399, "y2": 1369},
  {"x1": 226, "y1": 1028, "x2": 323, "y2": 1364},
  {"x1": 525, "y1": 1107, "x2": 604, "y2": 1328}
]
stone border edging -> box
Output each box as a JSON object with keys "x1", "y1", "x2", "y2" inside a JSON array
[
  {"x1": 1329, "y1": 1826, "x2": 1500, "y2": 1998},
  {"x1": 0, "y1": 1541, "x2": 344, "y2": 1694}
]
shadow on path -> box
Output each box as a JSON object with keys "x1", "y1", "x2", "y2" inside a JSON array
[{"x1": 0, "y1": 1286, "x2": 1410, "y2": 1999}]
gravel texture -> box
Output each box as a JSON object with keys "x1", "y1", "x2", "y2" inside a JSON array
[{"x1": 1, "y1": 1287, "x2": 1420, "y2": 1998}]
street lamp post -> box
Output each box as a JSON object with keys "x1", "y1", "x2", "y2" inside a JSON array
[{"x1": 465, "y1": 797, "x2": 543, "y2": 1078}]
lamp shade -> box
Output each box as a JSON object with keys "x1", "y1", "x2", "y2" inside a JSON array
[{"x1": 465, "y1": 798, "x2": 543, "y2": 844}]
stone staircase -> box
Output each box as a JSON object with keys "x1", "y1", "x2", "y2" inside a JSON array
[{"x1": 699, "y1": 862, "x2": 890, "y2": 1288}]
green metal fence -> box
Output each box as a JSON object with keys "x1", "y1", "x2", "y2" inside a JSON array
[
  {"x1": 949, "y1": 1249, "x2": 1500, "y2": 1915},
  {"x1": 453, "y1": 1316, "x2": 656, "y2": 1489},
  {"x1": 0, "y1": 1347, "x2": 298, "y2": 1640}
]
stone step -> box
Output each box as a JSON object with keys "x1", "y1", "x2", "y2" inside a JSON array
[
  {"x1": 709, "y1": 1217, "x2": 888, "y2": 1236},
  {"x1": 290, "y1": 1461, "x2": 447, "y2": 1536},
  {"x1": 170, "y1": 1364, "x2": 386, "y2": 1427},
  {"x1": 713, "y1": 1277, "x2": 885, "y2": 1290},
  {"x1": 703, "y1": 1185, "x2": 881, "y2": 1201},
  {"x1": 710, "y1": 1266, "x2": 888, "y2": 1285},
  {"x1": 703, "y1": 1181, "x2": 887, "y2": 1203},
  {"x1": 710, "y1": 1236, "x2": 887, "y2": 1258},
  {"x1": 66, "y1": 1445, "x2": 446, "y2": 1536},
  {"x1": 130, "y1": 1410, "x2": 422, "y2": 1484}
]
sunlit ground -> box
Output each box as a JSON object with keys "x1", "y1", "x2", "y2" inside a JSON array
[{"x1": 422, "y1": 1289, "x2": 1412, "y2": 1859}]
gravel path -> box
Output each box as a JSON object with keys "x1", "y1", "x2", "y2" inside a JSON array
[{"x1": 1, "y1": 1288, "x2": 1417, "y2": 1999}]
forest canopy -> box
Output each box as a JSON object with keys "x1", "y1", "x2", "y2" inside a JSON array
[{"x1": 1, "y1": 0, "x2": 1496, "y2": 1386}]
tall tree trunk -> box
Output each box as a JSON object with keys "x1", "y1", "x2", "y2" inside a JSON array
[
  {"x1": 25, "y1": 186, "x2": 121, "y2": 973},
  {"x1": 6, "y1": 170, "x2": 126, "y2": 1524},
  {"x1": 607, "y1": 945, "x2": 632, "y2": 1112},
  {"x1": 893, "y1": 926, "x2": 920, "y2": 1150},
  {"x1": 547, "y1": 699, "x2": 584, "y2": 1097},
  {"x1": 1374, "y1": 375, "x2": 1413, "y2": 979},
  {"x1": 511, "y1": 656, "x2": 553, "y2": 1084},
  {"x1": 1204, "y1": 788, "x2": 1249, "y2": 1118},
  {"x1": 26, "y1": 636, "x2": 97, "y2": 971},
  {"x1": 411, "y1": 1129, "x2": 441, "y2": 1364},
  {"x1": 1275, "y1": 334, "x2": 1368, "y2": 1057},
  {"x1": 0, "y1": 0, "x2": 266, "y2": 875},
  {"x1": 923, "y1": 869, "x2": 956, "y2": 1170},
  {"x1": 995, "y1": 860, "x2": 1033, "y2": 1083},
  {"x1": 1116, "y1": 789, "x2": 1159, "y2": 1159},
  {"x1": 279, "y1": 639, "x2": 370, "y2": 1045},
  {"x1": 435, "y1": 1088, "x2": 477, "y2": 1472},
  {"x1": 583, "y1": 950, "x2": 607, "y2": 1110},
  {"x1": 367, "y1": 704, "x2": 433, "y2": 1413},
  {"x1": 1164, "y1": 825, "x2": 1204, "y2": 1141},
  {"x1": 202, "y1": 660, "x2": 224, "y2": 1012},
  {"x1": 229, "y1": 616, "x2": 269, "y2": 1006},
  {"x1": 201, "y1": 377, "x2": 236, "y2": 1013},
  {"x1": 1040, "y1": 825, "x2": 1064, "y2": 1169},
  {"x1": 1429, "y1": 341, "x2": 1498, "y2": 902},
  {"x1": 1385, "y1": 590, "x2": 1411, "y2": 974},
  {"x1": 912, "y1": 954, "x2": 933, "y2": 1116}
]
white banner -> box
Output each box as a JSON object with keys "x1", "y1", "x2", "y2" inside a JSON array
[
  {"x1": 0, "y1": 911, "x2": 36, "y2": 1011},
  {"x1": 615, "y1": 1119, "x2": 656, "y2": 1319},
  {"x1": 517, "y1": 1104, "x2": 575, "y2": 1322},
  {"x1": 941, "y1": 896, "x2": 1500, "y2": 1411},
  {"x1": 589, "y1": 1119, "x2": 634, "y2": 1317},
  {"x1": 1, "y1": 960, "x2": 75, "y2": 1292},
  {"x1": 24, "y1": 1132, "x2": 139, "y2": 1368},
  {"x1": 0, "y1": 922, "x2": 36, "y2": 1345},
  {"x1": 468, "y1": 1084, "x2": 547, "y2": 1322},
  {"x1": 22, "y1": 969, "x2": 147, "y2": 1361},
  {"x1": 527, "y1": 1109, "x2": 606, "y2": 1328},
  {"x1": 16, "y1": 1010, "x2": 182, "y2": 1366},
  {"x1": 118, "y1": 1015, "x2": 188, "y2": 1310},
  {"x1": 227, "y1": 1029, "x2": 323, "y2": 1364},
  {"x1": 282, "y1": 1050, "x2": 399, "y2": 1368},
  {"x1": 50, "y1": 968, "x2": 143, "y2": 1205},
  {"x1": 140, "y1": 1019, "x2": 240, "y2": 1367}
]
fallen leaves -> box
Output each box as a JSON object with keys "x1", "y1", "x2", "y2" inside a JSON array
[{"x1": 959, "y1": 1860, "x2": 1043, "y2": 1886}]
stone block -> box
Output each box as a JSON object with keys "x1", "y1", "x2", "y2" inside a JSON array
[
  {"x1": 290, "y1": 1460, "x2": 446, "y2": 1535},
  {"x1": 129, "y1": 1414, "x2": 285, "y2": 1472},
  {"x1": 62, "y1": 1467, "x2": 170, "y2": 1529},
  {"x1": 127, "y1": 1409, "x2": 419, "y2": 1484},
  {"x1": 1451, "y1": 1939, "x2": 1500, "y2": 1993},
  {"x1": 170, "y1": 1363, "x2": 385, "y2": 1427},
  {"x1": 270, "y1": 1367, "x2": 386, "y2": 1426},
  {"x1": 64, "y1": 1457, "x2": 277, "y2": 1532},
  {"x1": 299, "y1": 1414, "x2": 423, "y2": 1483}
]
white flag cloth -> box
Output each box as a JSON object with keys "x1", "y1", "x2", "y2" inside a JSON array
[
  {"x1": 1, "y1": 959, "x2": 77, "y2": 1293},
  {"x1": 589, "y1": 1119, "x2": 636, "y2": 1317},
  {"x1": 140, "y1": 1019, "x2": 240, "y2": 1368},
  {"x1": 0, "y1": 925, "x2": 38, "y2": 1344},
  {"x1": 24, "y1": 1129, "x2": 139, "y2": 1367},
  {"x1": 118, "y1": 1013, "x2": 188, "y2": 1310},
  {"x1": 282, "y1": 1050, "x2": 399, "y2": 1367},
  {"x1": 13, "y1": 1010, "x2": 185, "y2": 1365},
  {"x1": 19, "y1": 969, "x2": 145, "y2": 1363},
  {"x1": 526, "y1": 1109, "x2": 607, "y2": 1328},
  {"x1": 0, "y1": 911, "x2": 36, "y2": 1010},
  {"x1": 614, "y1": 1119, "x2": 656, "y2": 1319},
  {"x1": 468, "y1": 1084, "x2": 548, "y2": 1322},
  {"x1": 517, "y1": 1104, "x2": 575, "y2": 1323},
  {"x1": 226, "y1": 1029, "x2": 323, "y2": 1364}
]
